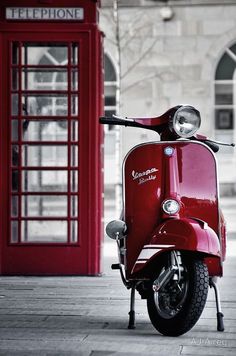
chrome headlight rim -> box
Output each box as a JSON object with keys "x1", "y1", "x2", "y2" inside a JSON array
[
  {"x1": 162, "y1": 199, "x2": 180, "y2": 215},
  {"x1": 171, "y1": 105, "x2": 201, "y2": 138}
]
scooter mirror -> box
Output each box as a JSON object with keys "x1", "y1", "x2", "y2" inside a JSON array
[{"x1": 106, "y1": 220, "x2": 127, "y2": 240}]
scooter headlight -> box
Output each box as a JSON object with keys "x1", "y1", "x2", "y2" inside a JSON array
[
  {"x1": 170, "y1": 105, "x2": 201, "y2": 138},
  {"x1": 162, "y1": 199, "x2": 180, "y2": 215}
]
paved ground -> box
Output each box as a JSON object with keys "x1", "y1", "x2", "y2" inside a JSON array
[{"x1": 0, "y1": 198, "x2": 235, "y2": 355}]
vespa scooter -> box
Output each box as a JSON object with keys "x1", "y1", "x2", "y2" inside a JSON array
[{"x1": 100, "y1": 105, "x2": 234, "y2": 336}]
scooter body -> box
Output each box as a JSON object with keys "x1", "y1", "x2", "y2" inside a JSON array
[
  {"x1": 123, "y1": 140, "x2": 225, "y2": 280},
  {"x1": 101, "y1": 105, "x2": 233, "y2": 336}
]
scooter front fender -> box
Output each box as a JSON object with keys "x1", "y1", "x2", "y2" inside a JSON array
[{"x1": 131, "y1": 218, "x2": 222, "y2": 277}]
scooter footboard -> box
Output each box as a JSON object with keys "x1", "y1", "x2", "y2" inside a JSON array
[{"x1": 131, "y1": 218, "x2": 222, "y2": 277}]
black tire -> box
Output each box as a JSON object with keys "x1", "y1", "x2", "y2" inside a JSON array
[{"x1": 147, "y1": 256, "x2": 209, "y2": 336}]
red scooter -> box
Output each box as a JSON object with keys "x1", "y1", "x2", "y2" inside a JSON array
[{"x1": 100, "y1": 105, "x2": 234, "y2": 336}]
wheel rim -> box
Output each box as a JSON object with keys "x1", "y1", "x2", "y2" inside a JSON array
[{"x1": 153, "y1": 266, "x2": 189, "y2": 320}]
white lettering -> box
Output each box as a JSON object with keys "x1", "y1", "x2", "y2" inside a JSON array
[
  {"x1": 11, "y1": 8, "x2": 18, "y2": 19},
  {"x1": 138, "y1": 175, "x2": 157, "y2": 185},
  {"x1": 33, "y1": 8, "x2": 39, "y2": 19},
  {"x1": 41, "y1": 9, "x2": 48, "y2": 18},
  {"x1": 57, "y1": 9, "x2": 65, "y2": 19},
  {"x1": 191, "y1": 337, "x2": 227, "y2": 347},
  {"x1": 18, "y1": 8, "x2": 24, "y2": 19},
  {"x1": 75, "y1": 8, "x2": 83, "y2": 19},
  {"x1": 132, "y1": 167, "x2": 158, "y2": 181},
  {"x1": 66, "y1": 9, "x2": 74, "y2": 19},
  {"x1": 6, "y1": 8, "x2": 84, "y2": 21}
]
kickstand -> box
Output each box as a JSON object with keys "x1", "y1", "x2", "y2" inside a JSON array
[
  {"x1": 128, "y1": 284, "x2": 136, "y2": 329},
  {"x1": 210, "y1": 278, "x2": 224, "y2": 331}
]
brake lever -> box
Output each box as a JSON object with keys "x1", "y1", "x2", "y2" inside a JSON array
[{"x1": 204, "y1": 139, "x2": 235, "y2": 147}]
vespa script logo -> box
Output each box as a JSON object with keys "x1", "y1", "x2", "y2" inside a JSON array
[{"x1": 132, "y1": 167, "x2": 158, "y2": 185}]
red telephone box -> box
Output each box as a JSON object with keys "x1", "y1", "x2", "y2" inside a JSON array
[{"x1": 0, "y1": 0, "x2": 104, "y2": 275}]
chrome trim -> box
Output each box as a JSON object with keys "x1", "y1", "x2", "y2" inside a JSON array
[{"x1": 143, "y1": 244, "x2": 175, "y2": 248}]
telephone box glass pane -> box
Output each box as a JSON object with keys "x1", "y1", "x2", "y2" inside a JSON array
[
  {"x1": 22, "y1": 95, "x2": 68, "y2": 116},
  {"x1": 22, "y1": 69, "x2": 68, "y2": 91},
  {"x1": 22, "y1": 44, "x2": 68, "y2": 65},
  {"x1": 71, "y1": 44, "x2": 78, "y2": 65},
  {"x1": 71, "y1": 171, "x2": 78, "y2": 192},
  {"x1": 11, "y1": 145, "x2": 19, "y2": 166},
  {"x1": 71, "y1": 120, "x2": 79, "y2": 141},
  {"x1": 11, "y1": 94, "x2": 18, "y2": 116},
  {"x1": 11, "y1": 120, "x2": 18, "y2": 141},
  {"x1": 70, "y1": 220, "x2": 78, "y2": 243},
  {"x1": 11, "y1": 221, "x2": 18, "y2": 243},
  {"x1": 12, "y1": 170, "x2": 19, "y2": 192},
  {"x1": 21, "y1": 221, "x2": 67, "y2": 243},
  {"x1": 71, "y1": 196, "x2": 78, "y2": 217},
  {"x1": 71, "y1": 95, "x2": 78, "y2": 116},
  {"x1": 22, "y1": 195, "x2": 67, "y2": 217},
  {"x1": 22, "y1": 121, "x2": 68, "y2": 141},
  {"x1": 11, "y1": 196, "x2": 18, "y2": 217},
  {"x1": 22, "y1": 170, "x2": 68, "y2": 192},
  {"x1": 12, "y1": 69, "x2": 18, "y2": 90},
  {"x1": 22, "y1": 145, "x2": 68, "y2": 167},
  {"x1": 71, "y1": 69, "x2": 78, "y2": 90},
  {"x1": 71, "y1": 146, "x2": 78, "y2": 167},
  {"x1": 12, "y1": 42, "x2": 19, "y2": 65}
]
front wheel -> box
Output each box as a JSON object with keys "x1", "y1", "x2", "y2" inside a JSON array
[{"x1": 147, "y1": 255, "x2": 209, "y2": 336}]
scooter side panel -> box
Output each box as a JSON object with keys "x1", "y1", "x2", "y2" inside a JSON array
[{"x1": 124, "y1": 141, "x2": 220, "y2": 278}]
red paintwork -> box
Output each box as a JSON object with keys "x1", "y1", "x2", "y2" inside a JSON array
[
  {"x1": 131, "y1": 218, "x2": 222, "y2": 276},
  {"x1": 128, "y1": 106, "x2": 177, "y2": 128},
  {"x1": 0, "y1": 0, "x2": 103, "y2": 275},
  {"x1": 124, "y1": 141, "x2": 225, "y2": 279}
]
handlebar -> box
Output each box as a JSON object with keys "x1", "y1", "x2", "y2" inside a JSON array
[
  {"x1": 201, "y1": 138, "x2": 235, "y2": 153},
  {"x1": 99, "y1": 116, "x2": 134, "y2": 127},
  {"x1": 99, "y1": 115, "x2": 154, "y2": 130},
  {"x1": 203, "y1": 140, "x2": 220, "y2": 153},
  {"x1": 100, "y1": 116, "x2": 235, "y2": 153}
]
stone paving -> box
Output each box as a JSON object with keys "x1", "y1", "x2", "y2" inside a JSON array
[{"x1": 0, "y1": 238, "x2": 236, "y2": 355}]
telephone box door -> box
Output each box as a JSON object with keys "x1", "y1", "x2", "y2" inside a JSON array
[{"x1": 0, "y1": 31, "x2": 102, "y2": 275}]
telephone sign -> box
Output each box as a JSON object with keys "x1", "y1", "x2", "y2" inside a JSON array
[{"x1": 6, "y1": 8, "x2": 84, "y2": 21}]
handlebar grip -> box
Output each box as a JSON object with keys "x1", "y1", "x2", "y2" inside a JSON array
[
  {"x1": 99, "y1": 116, "x2": 116, "y2": 125},
  {"x1": 99, "y1": 116, "x2": 132, "y2": 126}
]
